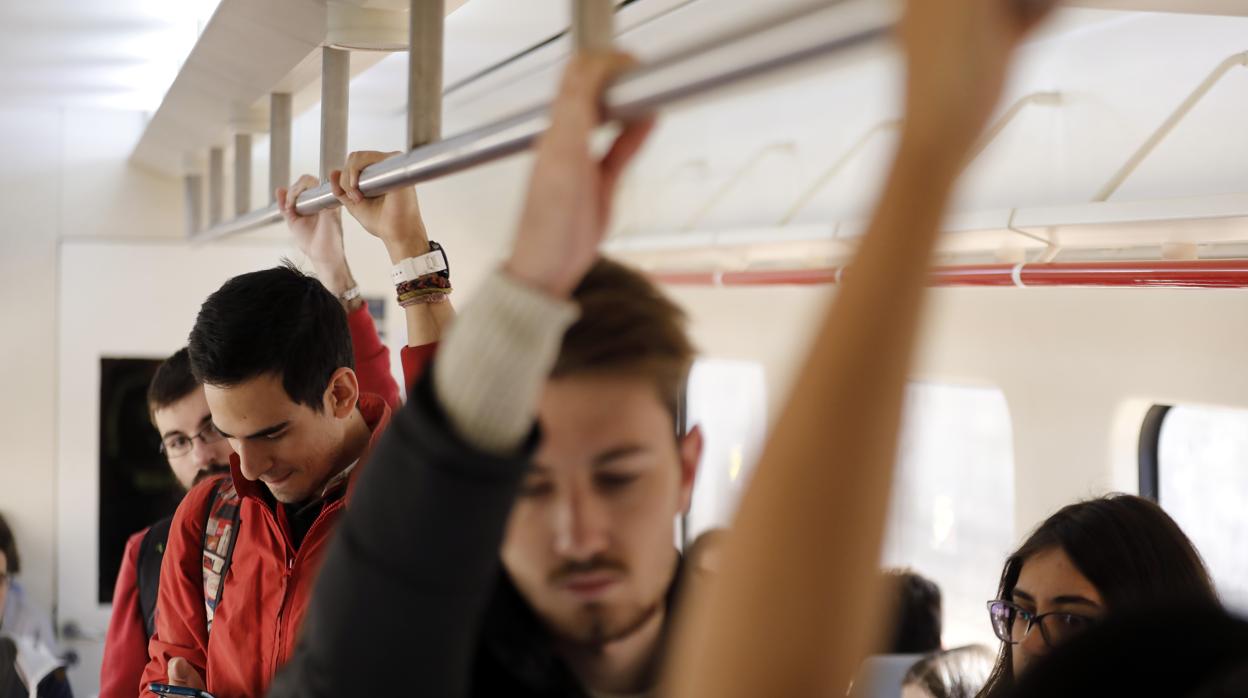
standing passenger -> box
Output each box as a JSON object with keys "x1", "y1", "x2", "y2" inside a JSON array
[
  {"x1": 137, "y1": 177, "x2": 445, "y2": 697},
  {"x1": 101, "y1": 193, "x2": 401, "y2": 698},
  {"x1": 270, "y1": 64, "x2": 709, "y2": 697}
]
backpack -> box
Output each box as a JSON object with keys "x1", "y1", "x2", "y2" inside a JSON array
[
  {"x1": 132, "y1": 477, "x2": 242, "y2": 639},
  {"x1": 200, "y1": 477, "x2": 243, "y2": 633},
  {"x1": 136, "y1": 516, "x2": 174, "y2": 638}
]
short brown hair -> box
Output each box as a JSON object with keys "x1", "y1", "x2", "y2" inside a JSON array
[
  {"x1": 553, "y1": 257, "x2": 695, "y2": 420},
  {"x1": 147, "y1": 347, "x2": 200, "y2": 422}
]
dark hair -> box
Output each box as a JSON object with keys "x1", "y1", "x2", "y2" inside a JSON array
[
  {"x1": 552, "y1": 258, "x2": 696, "y2": 420},
  {"x1": 979, "y1": 494, "x2": 1216, "y2": 697},
  {"x1": 905, "y1": 645, "x2": 995, "y2": 698},
  {"x1": 1007, "y1": 602, "x2": 1248, "y2": 698},
  {"x1": 0, "y1": 513, "x2": 18, "y2": 574},
  {"x1": 886, "y1": 568, "x2": 943, "y2": 654},
  {"x1": 147, "y1": 347, "x2": 200, "y2": 420},
  {"x1": 187, "y1": 262, "x2": 354, "y2": 411}
]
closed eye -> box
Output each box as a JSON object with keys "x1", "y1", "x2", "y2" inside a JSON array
[
  {"x1": 595, "y1": 473, "x2": 639, "y2": 491},
  {"x1": 519, "y1": 479, "x2": 554, "y2": 498}
]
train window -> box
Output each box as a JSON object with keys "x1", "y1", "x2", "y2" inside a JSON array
[
  {"x1": 1155, "y1": 404, "x2": 1248, "y2": 613},
  {"x1": 683, "y1": 359, "x2": 768, "y2": 543},
  {"x1": 882, "y1": 383, "x2": 1016, "y2": 648}
]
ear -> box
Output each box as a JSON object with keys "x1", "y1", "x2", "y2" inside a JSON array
[
  {"x1": 676, "y1": 424, "x2": 703, "y2": 513},
  {"x1": 323, "y1": 367, "x2": 360, "y2": 419}
]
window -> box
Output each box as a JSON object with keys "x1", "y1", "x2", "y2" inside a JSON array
[
  {"x1": 1154, "y1": 404, "x2": 1248, "y2": 613},
  {"x1": 683, "y1": 371, "x2": 1016, "y2": 649},
  {"x1": 882, "y1": 383, "x2": 1016, "y2": 649},
  {"x1": 683, "y1": 359, "x2": 768, "y2": 543}
]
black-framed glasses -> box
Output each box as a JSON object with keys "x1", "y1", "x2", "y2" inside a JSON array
[
  {"x1": 987, "y1": 599, "x2": 1097, "y2": 648},
  {"x1": 160, "y1": 423, "x2": 225, "y2": 458}
]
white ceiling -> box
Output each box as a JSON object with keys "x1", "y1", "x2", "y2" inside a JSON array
[{"x1": 0, "y1": 0, "x2": 221, "y2": 111}]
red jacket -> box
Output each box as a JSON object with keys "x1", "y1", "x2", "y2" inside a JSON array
[
  {"x1": 100, "y1": 305, "x2": 405, "y2": 698},
  {"x1": 100, "y1": 530, "x2": 148, "y2": 698},
  {"x1": 137, "y1": 340, "x2": 434, "y2": 698}
]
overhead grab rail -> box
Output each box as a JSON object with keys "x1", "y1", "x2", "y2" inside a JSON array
[
  {"x1": 192, "y1": 0, "x2": 895, "y2": 241},
  {"x1": 1094, "y1": 50, "x2": 1248, "y2": 202}
]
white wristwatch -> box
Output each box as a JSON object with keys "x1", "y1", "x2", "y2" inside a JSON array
[{"x1": 391, "y1": 246, "x2": 448, "y2": 284}]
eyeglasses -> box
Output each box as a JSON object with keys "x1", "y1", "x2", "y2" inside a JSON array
[
  {"x1": 160, "y1": 423, "x2": 226, "y2": 458},
  {"x1": 987, "y1": 599, "x2": 1097, "y2": 649}
]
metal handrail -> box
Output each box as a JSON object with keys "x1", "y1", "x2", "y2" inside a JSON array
[{"x1": 192, "y1": 0, "x2": 895, "y2": 241}]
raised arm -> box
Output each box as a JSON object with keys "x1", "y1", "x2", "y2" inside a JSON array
[
  {"x1": 279, "y1": 176, "x2": 401, "y2": 408},
  {"x1": 266, "y1": 54, "x2": 652, "y2": 698},
  {"x1": 329, "y1": 153, "x2": 455, "y2": 350},
  {"x1": 662, "y1": 1, "x2": 1056, "y2": 696}
]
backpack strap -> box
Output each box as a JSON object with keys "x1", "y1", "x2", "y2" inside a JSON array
[
  {"x1": 135, "y1": 515, "x2": 174, "y2": 639},
  {"x1": 200, "y1": 477, "x2": 242, "y2": 635}
]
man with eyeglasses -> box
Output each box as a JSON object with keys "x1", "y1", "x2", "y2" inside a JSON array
[{"x1": 99, "y1": 201, "x2": 401, "y2": 698}]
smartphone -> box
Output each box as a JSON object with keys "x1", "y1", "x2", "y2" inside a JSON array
[{"x1": 148, "y1": 683, "x2": 218, "y2": 698}]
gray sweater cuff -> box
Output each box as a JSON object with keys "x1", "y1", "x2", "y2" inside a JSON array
[{"x1": 433, "y1": 270, "x2": 579, "y2": 455}]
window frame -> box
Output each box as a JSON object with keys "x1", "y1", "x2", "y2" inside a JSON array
[{"x1": 1137, "y1": 404, "x2": 1171, "y2": 502}]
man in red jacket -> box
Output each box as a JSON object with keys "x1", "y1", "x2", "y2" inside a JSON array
[
  {"x1": 101, "y1": 189, "x2": 402, "y2": 698},
  {"x1": 137, "y1": 171, "x2": 444, "y2": 698}
]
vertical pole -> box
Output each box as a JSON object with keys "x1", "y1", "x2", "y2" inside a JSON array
[
  {"x1": 320, "y1": 47, "x2": 351, "y2": 180},
  {"x1": 407, "y1": 0, "x2": 444, "y2": 150},
  {"x1": 208, "y1": 147, "x2": 224, "y2": 225},
  {"x1": 234, "y1": 133, "x2": 253, "y2": 215},
  {"x1": 269, "y1": 93, "x2": 293, "y2": 202},
  {"x1": 184, "y1": 174, "x2": 204, "y2": 236},
  {"x1": 572, "y1": 0, "x2": 614, "y2": 52}
]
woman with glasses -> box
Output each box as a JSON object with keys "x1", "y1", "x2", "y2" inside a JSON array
[{"x1": 978, "y1": 494, "x2": 1217, "y2": 697}]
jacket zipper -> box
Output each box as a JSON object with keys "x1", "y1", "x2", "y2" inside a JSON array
[{"x1": 273, "y1": 498, "x2": 345, "y2": 671}]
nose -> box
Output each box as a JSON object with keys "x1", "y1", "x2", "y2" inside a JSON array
[
  {"x1": 1018, "y1": 619, "x2": 1049, "y2": 663},
  {"x1": 234, "y1": 441, "x2": 271, "y2": 482},
  {"x1": 553, "y1": 485, "x2": 610, "y2": 561},
  {"x1": 190, "y1": 436, "x2": 216, "y2": 470}
]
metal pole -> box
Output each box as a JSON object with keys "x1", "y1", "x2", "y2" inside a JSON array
[
  {"x1": 270, "y1": 92, "x2": 292, "y2": 201},
  {"x1": 193, "y1": 0, "x2": 894, "y2": 241},
  {"x1": 208, "y1": 147, "x2": 224, "y2": 226},
  {"x1": 234, "y1": 133, "x2": 252, "y2": 215},
  {"x1": 184, "y1": 174, "x2": 204, "y2": 236},
  {"x1": 573, "y1": 0, "x2": 614, "y2": 52},
  {"x1": 321, "y1": 47, "x2": 351, "y2": 180},
  {"x1": 408, "y1": 0, "x2": 443, "y2": 149}
]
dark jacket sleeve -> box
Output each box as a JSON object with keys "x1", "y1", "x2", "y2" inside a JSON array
[{"x1": 268, "y1": 367, "x2": 534, "y2": 698}]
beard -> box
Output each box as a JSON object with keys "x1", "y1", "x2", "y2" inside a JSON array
[
  {"x1": 192, "y1": 463, "x2": 232, "y2": 486},
  {"x1": 553, "y1": 598, "x2": 664, "y2": 649}
]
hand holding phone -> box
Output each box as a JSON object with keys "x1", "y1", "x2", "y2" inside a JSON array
[{"x1": 148, "y1": 683, "x2": 217, "y2": 698}]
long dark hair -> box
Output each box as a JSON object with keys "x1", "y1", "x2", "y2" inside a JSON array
[{"x1": 978, "y1": 494, "x2": 1217, "y2": 697}]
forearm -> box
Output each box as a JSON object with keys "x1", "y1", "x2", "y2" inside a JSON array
[
  {"x1": 666, "y1": 140, "x2": 961, "y2": 698},
  {"x1": 432, "y1": 271, "x2": 577, "y2": 454},
  {"x1": 405, "y1": 300, "x2": 455, "y2": 347}
]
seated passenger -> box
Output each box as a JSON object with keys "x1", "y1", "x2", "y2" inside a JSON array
[
  {"x1": 1, "y1": 545, "x2": 71, "y2": 698},
  {"x1": 978, "y1": 494, "x2": 1216, "y2": 697},
  {"x1": 0, "y1": 515, "x2": 58, "y2": 656},
  {"x1": 886, "y1": 569, "x2": 943, "y2": 655},
  {"x1": 902, "y1": 645, "x2": 995, "y2": 698},
  {"x1": 138, "y1": 183, "x2": 443, "y2": 697},
  {"x1": 1008, "y1": 601, "x2": 1248, "y2": 697}
]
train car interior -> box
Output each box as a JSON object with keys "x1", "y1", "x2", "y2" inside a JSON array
[{"x1": 0, "y1": 0, "x2": 1246, "y2": 695}]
